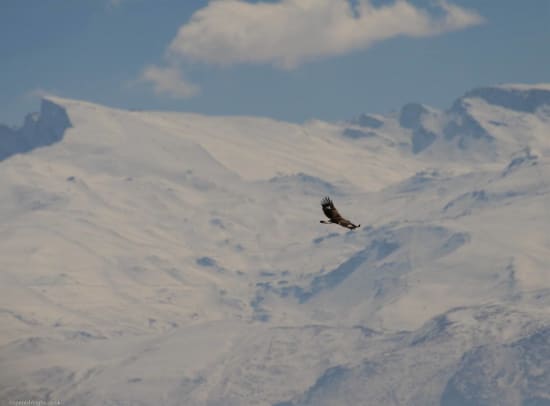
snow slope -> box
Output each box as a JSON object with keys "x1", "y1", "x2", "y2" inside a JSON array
[{"x1": 0, "y1": 84, "x2": 549, "y2": 405}]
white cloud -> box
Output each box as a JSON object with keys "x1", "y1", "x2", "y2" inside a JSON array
[
  {"x1": 140, "y1": 65, "x2": 200, "y2": 99},
  {"x1": 167, "y1": 0, "x2": 484, "y2": 69}
]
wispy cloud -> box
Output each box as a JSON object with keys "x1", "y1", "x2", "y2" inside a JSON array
[
  {"x1": 167, "y1": 0, "x2": 484, "y2": 69},
  {"x1": 141, "y1": 0, "x2": 483, "y2": 99},
  {"x1": 140, "y1": 65, "x2": 200, "y2": 99}
]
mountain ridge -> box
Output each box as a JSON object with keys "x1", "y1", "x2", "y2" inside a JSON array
[{"x1": 0, "y1": 83, "x2": 549, "y2": 405}]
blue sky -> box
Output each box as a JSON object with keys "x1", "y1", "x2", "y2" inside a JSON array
[{"x1": 1, "y1": 0, "x2": 549, "y2": 126}]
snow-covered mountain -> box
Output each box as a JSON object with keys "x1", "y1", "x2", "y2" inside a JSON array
[{"x1": 0, "y1": 84, "x2": 549, "y2": 405}]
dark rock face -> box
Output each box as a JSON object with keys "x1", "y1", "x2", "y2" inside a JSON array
[
  {"x1": 444, "y1": 99, "x2": 494, "y2": 148},
  {"x1": 400, "y1": 103, "x2": 429, "y2": 130},
  {"x1": 398, "y1": 103, "x2": 438, "y2": 153},
  {"x1": 352, "y1": 113, "x2": 384, "y2": 129},
  {"x1": 411, "y1": 126, "x2": 437, "y2": 154},
  {"x1": 0, "y1": 99, "x2": 71, "y2": 161}
]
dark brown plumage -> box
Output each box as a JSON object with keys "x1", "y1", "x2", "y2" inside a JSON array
[{"x1": 320, "y1": 197, "x2": 360, "y2": 230}]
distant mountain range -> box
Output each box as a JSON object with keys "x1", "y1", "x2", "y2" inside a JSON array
[{"x1": 0, "y1": 84, "x2": 549, "y2": 405}]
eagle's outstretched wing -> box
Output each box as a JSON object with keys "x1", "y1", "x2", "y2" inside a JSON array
[{"x1": 321, "y1": 197, "x2": 343, "y2": 221}]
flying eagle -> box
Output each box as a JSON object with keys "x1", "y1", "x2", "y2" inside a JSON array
[{"x1": 320, "y1": 197, "x2": 360, "y2": 230}]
